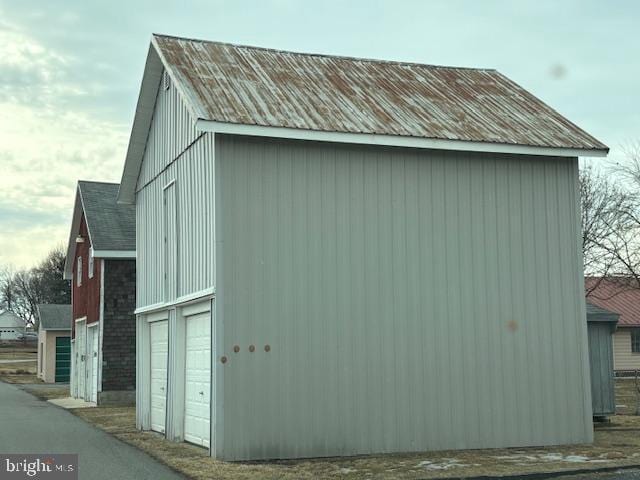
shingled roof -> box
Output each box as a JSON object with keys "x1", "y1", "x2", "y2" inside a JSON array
[
  {"x1": 37, "y1": 304, "x2": 71, "y2": 331},
  {"x1": 586, "y1": 302, "x2": 620, "y2": 323},
  {"x1": 64, "y1": 181, "x2": 135, "y2": 280},
  {"x1": 78, "y1": 181, "x2": 135, "y2": 252}
]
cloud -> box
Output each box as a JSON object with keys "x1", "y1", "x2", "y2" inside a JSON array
[
  {"x1": 0, "y1": 0, "x2": 637, "y2": 269},
  {"x1": 0, "y1": 223, "x2": 69, "y2": 269},
  {"x1": 0, "y1": 45, "x2": 128, "y2": 269},
  {"x1": 0, "y1": 22, "x2": 81, "y2": 109}
]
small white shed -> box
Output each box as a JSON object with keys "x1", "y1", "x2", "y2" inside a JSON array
[
  {"x1": 0, "y1": 311, "x2": 25, "y2": 341},
  {"x1": 119, "y1": 34, "x2": 608, "y2": 460}
]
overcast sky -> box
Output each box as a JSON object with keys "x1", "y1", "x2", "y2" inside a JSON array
[{"x1": 0, "y1": 0, "x2": 638, "y2": 268}]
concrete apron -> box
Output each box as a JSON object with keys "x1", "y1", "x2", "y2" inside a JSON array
[{"x1": 48, "y1": 397, "x2": 96, "y2": 409}]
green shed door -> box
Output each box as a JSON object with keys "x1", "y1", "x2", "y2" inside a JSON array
[{"x1": 55, "y1": 336, "x2": 71, "y2": 383}]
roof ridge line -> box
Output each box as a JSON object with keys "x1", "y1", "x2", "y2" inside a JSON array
[
  {"x1": 152, "y1": 33, "x2": 498, "y2": 72},
  {"x1": 78, "y1": 180, "x2": 120, "y2": 186}
]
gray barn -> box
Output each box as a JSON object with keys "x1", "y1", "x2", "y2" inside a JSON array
[
  {"x1": 586, "y1": 302, "x2": 619, "y2": 418},
  {"x1": 118, "y1": 34, "x2": 608, "y2": 460}
]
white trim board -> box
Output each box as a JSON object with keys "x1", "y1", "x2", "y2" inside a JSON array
[
  {"x1": 93, "y1": 250, "x2": 136, "y2": 259},
  {"x1": 181, "y1": 300, "x2": 211, "y2": 317},
  {"x1": 196, "y1": 120, "x2": 609, "y2": 159},
  {"x1": 98, "y1": 259, "x2": 105, "y2": 393},
  {"x1": 134, "y1": 288, "x2": 216, "y2": 315},
  {"x1": 146, "y1": 311, "x2": 170, "y2": 323},
  {"x1": 63, "y1": 188, "x2": 85, "y2": 280}
]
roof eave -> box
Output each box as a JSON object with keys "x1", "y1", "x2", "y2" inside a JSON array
[
  {"x1": 587, "y1": 314, "x2": 620, "y2": 323},
  {"x1": 196, "y1": 119, "x2": 609, "y2": 159},
  {"x1": 63, "y1": 187, "x2": 83, "y2": 280},
  {"x1": 118, "y1": 43, "x2": 165, "y2": 205},
  {"x1": 119, "y1": 35, "x2": 207, "y2": 205}
]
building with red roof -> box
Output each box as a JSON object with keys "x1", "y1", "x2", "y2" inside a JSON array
[{"x1": 586, "y1": 277, "x2": 640, "y2": 373}]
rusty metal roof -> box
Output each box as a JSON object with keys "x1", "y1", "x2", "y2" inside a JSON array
[
  {"x1": 586, "y1": 278, "x2": 640, "y2": 327},
  {"x1": 152, "y1": 34, "x2": 607, "y2": 152}
]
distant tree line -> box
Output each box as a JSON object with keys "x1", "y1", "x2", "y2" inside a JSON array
[
  {"x1": 581, "y1": 143, "x2": 640, "y2": 293},
  {"x1": 0, "y1": 246, "x2": 71, "y2": 329}
]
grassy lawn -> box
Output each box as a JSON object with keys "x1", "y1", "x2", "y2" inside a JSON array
[
  {"x1": 615, "y1": 377, "x2": 640, "y2": 415},
  {"x1": 0, "y1": 346, "x2": 37, "y2": 360},
  {"x1": 20, "y1": 384, "x2": 69, "y2": 401},
  {"x1": 0, "y1": 362, "x2": 39, "y2": 384},
  {"x1": 0, "y1": 344, "x2": 39, "y2": 384}
]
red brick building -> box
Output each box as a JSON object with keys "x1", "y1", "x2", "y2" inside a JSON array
[{"x1": 64, "y1": 181, "x2": 136, "y2": 404}]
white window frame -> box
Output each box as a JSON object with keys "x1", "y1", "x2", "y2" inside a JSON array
[
  {"x1": 88, "y1": 252, "x2": 94, "y2": 279},
  {"x1": 632, "y1": 329, "x2": 640, "y2": 354},
  {"x1": 77, "y1": 256, "x2": 83, "y2": 287}
]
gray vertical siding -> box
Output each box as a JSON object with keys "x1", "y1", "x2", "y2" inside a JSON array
[
  {"x1": 164, "y1": 183, "x2": 177, "y2": 302},
  {"x1": 137, "y1": 71, "x2": 200, "y2": 189},
  {"x1": 135, "y1": 77, "x2": 215, "y2": 309},
  {"x1": 136, "y1": 315, "x2": 150, "y2": 430},
  {"x1": 214, "y1": 134, "x2": 592, "y2": 460},
  {"x1": 588, "y1": 323, "x2": 616, "y2": 416}
]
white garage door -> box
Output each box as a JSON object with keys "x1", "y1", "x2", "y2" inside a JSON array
[
  {"x1": 75, "y1": 320, "x2": 86, "y2": 400},
  {"x1": 87, "y1": 325, "x2": 99, "y2": 403},
  {"x1": 184, "y1": 312, "x2": 211, "y2": 447},
  {"x1": 150, "y1": 320, "x2": 168, "y2": 434}
]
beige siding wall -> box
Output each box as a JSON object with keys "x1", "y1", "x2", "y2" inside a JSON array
[
  {"x1": 37, "y1": 330, "x2": 46, "y2": 380},
  {"x1": 39, "y1": 331, "x2": 70, "y2": 383},
  {"x1": 613, "y1": 328, "x2": 640, "y2": 372},
  {"x1": 214, "y1": 135, "x2": 592, "y2": 460}
]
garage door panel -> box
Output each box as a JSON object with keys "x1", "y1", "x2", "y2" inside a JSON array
[
  {"x1": 150, "y1": 320, "x2": 168, "y2": 434},
  {"x1": 87, "y1": 326, "x2": 99, "y2": 403},
  {"x1": 55, "y1": 337, "x2": 71, "y2": 383},
  {"x1": 184, "y1": 312, "x2": 211, "y2": 447},
  {"x1": 76, "y1": 321, "x2": 86, "y2": 400}
]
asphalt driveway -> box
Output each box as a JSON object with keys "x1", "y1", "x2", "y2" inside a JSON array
[{"x1": 0, "y1": 381, "x2": 183, "y2": 479}]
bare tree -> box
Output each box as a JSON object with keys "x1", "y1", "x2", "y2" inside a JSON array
[
  {"x1": 604, "y1": 143, "x2": 640, "y2": 287},
  {"x1": 0, "y1": 266, "x2": 13, "y2": 310},
  {"x1": 579, "y1": 166, "x2": 637, "y2": 293},
  {"x1": 0, "y1": 246, "x2": 71, "y2": 329},
  {"x1": 616, "y1": 142, "x2": 640, "y2": 187},
  {"x1": 580, "y1": 143, "x2": 640, "y2": 293}
]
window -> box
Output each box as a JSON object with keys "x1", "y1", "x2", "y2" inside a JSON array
[
  {"x1": 88, "y1": 253, "x2": 94, "y2": 279},
  {"x1": 632, "y1": 329, "x2": 640, "y2": 354},
  {"x1": 77, "y1": 257, "x2": 82, "y2": 287}
]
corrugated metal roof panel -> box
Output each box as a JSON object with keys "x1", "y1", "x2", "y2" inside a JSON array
[
  {"x1": 153, "y1": 34, "x2": 608, "y2": 152},
  {"x1": 586, "y1": 278, "x2": 640, "y2": 327}
]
